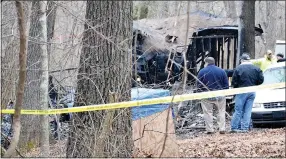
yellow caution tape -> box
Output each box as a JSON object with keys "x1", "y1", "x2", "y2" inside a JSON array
[{"x1": 1, "y1": 82, "x2": 285, "y2": 115}]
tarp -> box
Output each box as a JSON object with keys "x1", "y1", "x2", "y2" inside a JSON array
[
  {"x1": 131, "y1": 87, "x2": 179, "y2": 157},
  {"x1": 131, "y1": 88, "x2": 171, "y2": 120}
]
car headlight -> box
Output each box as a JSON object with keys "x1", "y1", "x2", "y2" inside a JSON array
[{"x1": 253, "y1": 103, "x2": 262, "y2": 108}]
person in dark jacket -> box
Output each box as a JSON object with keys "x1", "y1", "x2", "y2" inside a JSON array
[
  {"x1": 224, "y1": 69, "x2": 235, "y2": 77},
  {"x1": 197, "y1": 57, "x2": 229, "y2": 134},
  {"x1": 230, "y1": 53, "x2": 264, "y2": 133}
]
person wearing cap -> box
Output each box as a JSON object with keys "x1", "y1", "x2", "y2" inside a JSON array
[
  {"x1": 251, "y1": 50, "x2": 277, "y2": 72},
  {"x1": 231, "y1": 53, "x2": 264, "y2": 133},
  {"x1": 276, "y1": 53, "x2": 286, "y2": 63},
  {"x1": 196, "y1": 57, "x2": 229, "y2": 134}
]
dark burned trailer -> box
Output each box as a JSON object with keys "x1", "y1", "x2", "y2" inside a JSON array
[
  {"x1": 132, "y1": 29, "x2": 183, "y2": 86},
  {"x1": 132, "y1": 25, "x2": 264, "y2": 86},
  {"x1": 186, "y1": 25, "x2": 263, "y2": 81}
]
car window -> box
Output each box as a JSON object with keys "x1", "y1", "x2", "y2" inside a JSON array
[{"x1": 263, "y1": 66, "x2": 286, "y2": 84}]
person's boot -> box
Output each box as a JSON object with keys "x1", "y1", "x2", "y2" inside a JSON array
[
  {"x1": 229, "y1": 129, "x2": 240, "y2": 133},
  {"x1": 205, "y1": 131, "x2": 215, "y2": 134},
  {"x1": 219, "y1": 131, "x2": 226, "y2": 134}
]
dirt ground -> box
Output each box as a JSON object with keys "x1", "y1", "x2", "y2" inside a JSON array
[
  {"x1": 177, "y1": 128, "x2": 285, "y2": 158},
  {"x1": 22, "y1": 126, "x2": 285, "y2": 158}
]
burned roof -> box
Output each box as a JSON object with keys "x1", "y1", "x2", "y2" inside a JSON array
[{"x1": 193, "y1": 25, "x2": 264, "y2": 37}]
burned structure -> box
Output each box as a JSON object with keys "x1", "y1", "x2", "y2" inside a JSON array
[
  {"x1": 132, "y1": 29, "x2": 182, "y2": 86},
  {"x1": 186, "y1": 25, "x2": 263, "y2": 80},
  {"x1": 132, "y1": 25, "x2": 264, "y2": 85}
]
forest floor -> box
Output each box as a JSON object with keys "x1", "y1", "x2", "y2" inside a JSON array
[
  {"x1": 177, "y1": 127, "x2": 285, "y2": 158},
  {"x1": 22, "y1": 124, "x2": 285, "y2": 158}
]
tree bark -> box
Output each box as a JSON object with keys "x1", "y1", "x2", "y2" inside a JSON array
[
  {"x1": 1, "y1": 2, "x2": 21, "y2": 109},
  {"x1": 38, "y1": 1, "x2": 50, "y2": 157},
  {"x1": 46, "y1": 1, "x2": 57, "y2": 61},
  {"x1": 67, "y1": 1, "x2": 133, "y2": 158},
  {"x1": 4, "y1": 1, "x2": 28, "y2": 157},
  {"x1": 46, "y1": 1, "x2": 57, "y2": 42},
  {"x1": 46, "y1": 0, "x2": 57, "y2": 144},
  {"x1": 264, "y1": 1, "x2": 277, "y2": 53},
  {"x1": 19, "y1": 1, "x2": 44, "y2": 150},
  {"x1": 237, "y1": 0, "x2": 256, "y2": 61}
]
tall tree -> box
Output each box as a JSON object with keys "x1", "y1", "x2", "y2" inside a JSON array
[
  {"x1": 237, "y1": 0, "x2": 256, "y2": 60},
  {"x1": 19, "y1": 1, "x2": 46, "y2": 150},
  {"x1": 4, "y1": 1, "x2": 28, "y2": 157},
  {"x1": 37, "y1": 1, "x2": 50, "y2": 157},
  {"x1": 264, "y1": 1, "x2": 278, "y2": 53},
  {"x1": 46, "y1": 1, "x2": 57, "y2": 42},
  {"x1": 67, "y1": 1, "x2": 133, "y2": 158},
  {"x1": 46, "y1": 1, "x2": 57, "y2": 61},
  {"x1": 18, "y1": 1, "x2": 57, "y2": 151}
]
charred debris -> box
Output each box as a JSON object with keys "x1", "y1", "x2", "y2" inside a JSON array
[{"x1": 132, "y1": 25, "x2": 263, "y2": 87}]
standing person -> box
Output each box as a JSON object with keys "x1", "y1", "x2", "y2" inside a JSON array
[
  {"x1": 197, "y1": 57, "x2": 229, "y2": 134},
  {"x1": 231, "y1": 53, "x2": 264, "y2": 133},
  {"x1": 251, "y1": 50, "x2": 277, "y2": 72}
]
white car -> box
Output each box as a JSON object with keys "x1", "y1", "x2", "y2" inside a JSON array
[{"x1": 251, "y1": 62, "x2": 286, "y2": 124}]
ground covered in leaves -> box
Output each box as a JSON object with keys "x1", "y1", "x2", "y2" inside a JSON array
[
  {"x1": 177, "y1": 128, "x2": 285, "y2": 158},
  {"x1": 21, "y1": 127, "x2": 285, "y2": 158}
]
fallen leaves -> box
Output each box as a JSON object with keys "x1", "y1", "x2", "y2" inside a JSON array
[
  {"x1": 21, "y1": 126, "x2": 285, "y2": 158},
  {"x1": 178, "y1": 128, "x2": 286, "y2": 158}
]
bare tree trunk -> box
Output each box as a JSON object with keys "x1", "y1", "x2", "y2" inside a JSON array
[
  {"x1": 264, "y1": 1, "x2": 277, "y2": 53},
  {"x1": 19, "y1": 1, "x2": 44, "y2": 150},
  {"x1": 1, "y1": 2, "x2": 20, "y2": 109},
  {"x1": 47, "y1": 1, "x2": 57, "y2": 61},
  {"x1": 46, "y1": 0, "x2": 57, "y2": 144},
  {"x1": 46, "y1": 1, "x2": 57, "y2": 42},
  {"x1": 4, "y1": 1, "x2": 28, "y2": 157},
  {"x1": 237, "y1": 0, "x2": 256, "y2": 60},
  {"x1": 38, "y1": 1, "x2": 50, "y2": 157},
  {"x1": 66, "y1": 1, "x2": 133, "y2": 158}
]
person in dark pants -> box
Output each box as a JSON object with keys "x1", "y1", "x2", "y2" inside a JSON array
[
  {"x1": 230, "y1": 53, "x2": 264, "y2": 133},
  {"x1": 197, "y1": 57, "x2": 229, "y2": 134}
]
